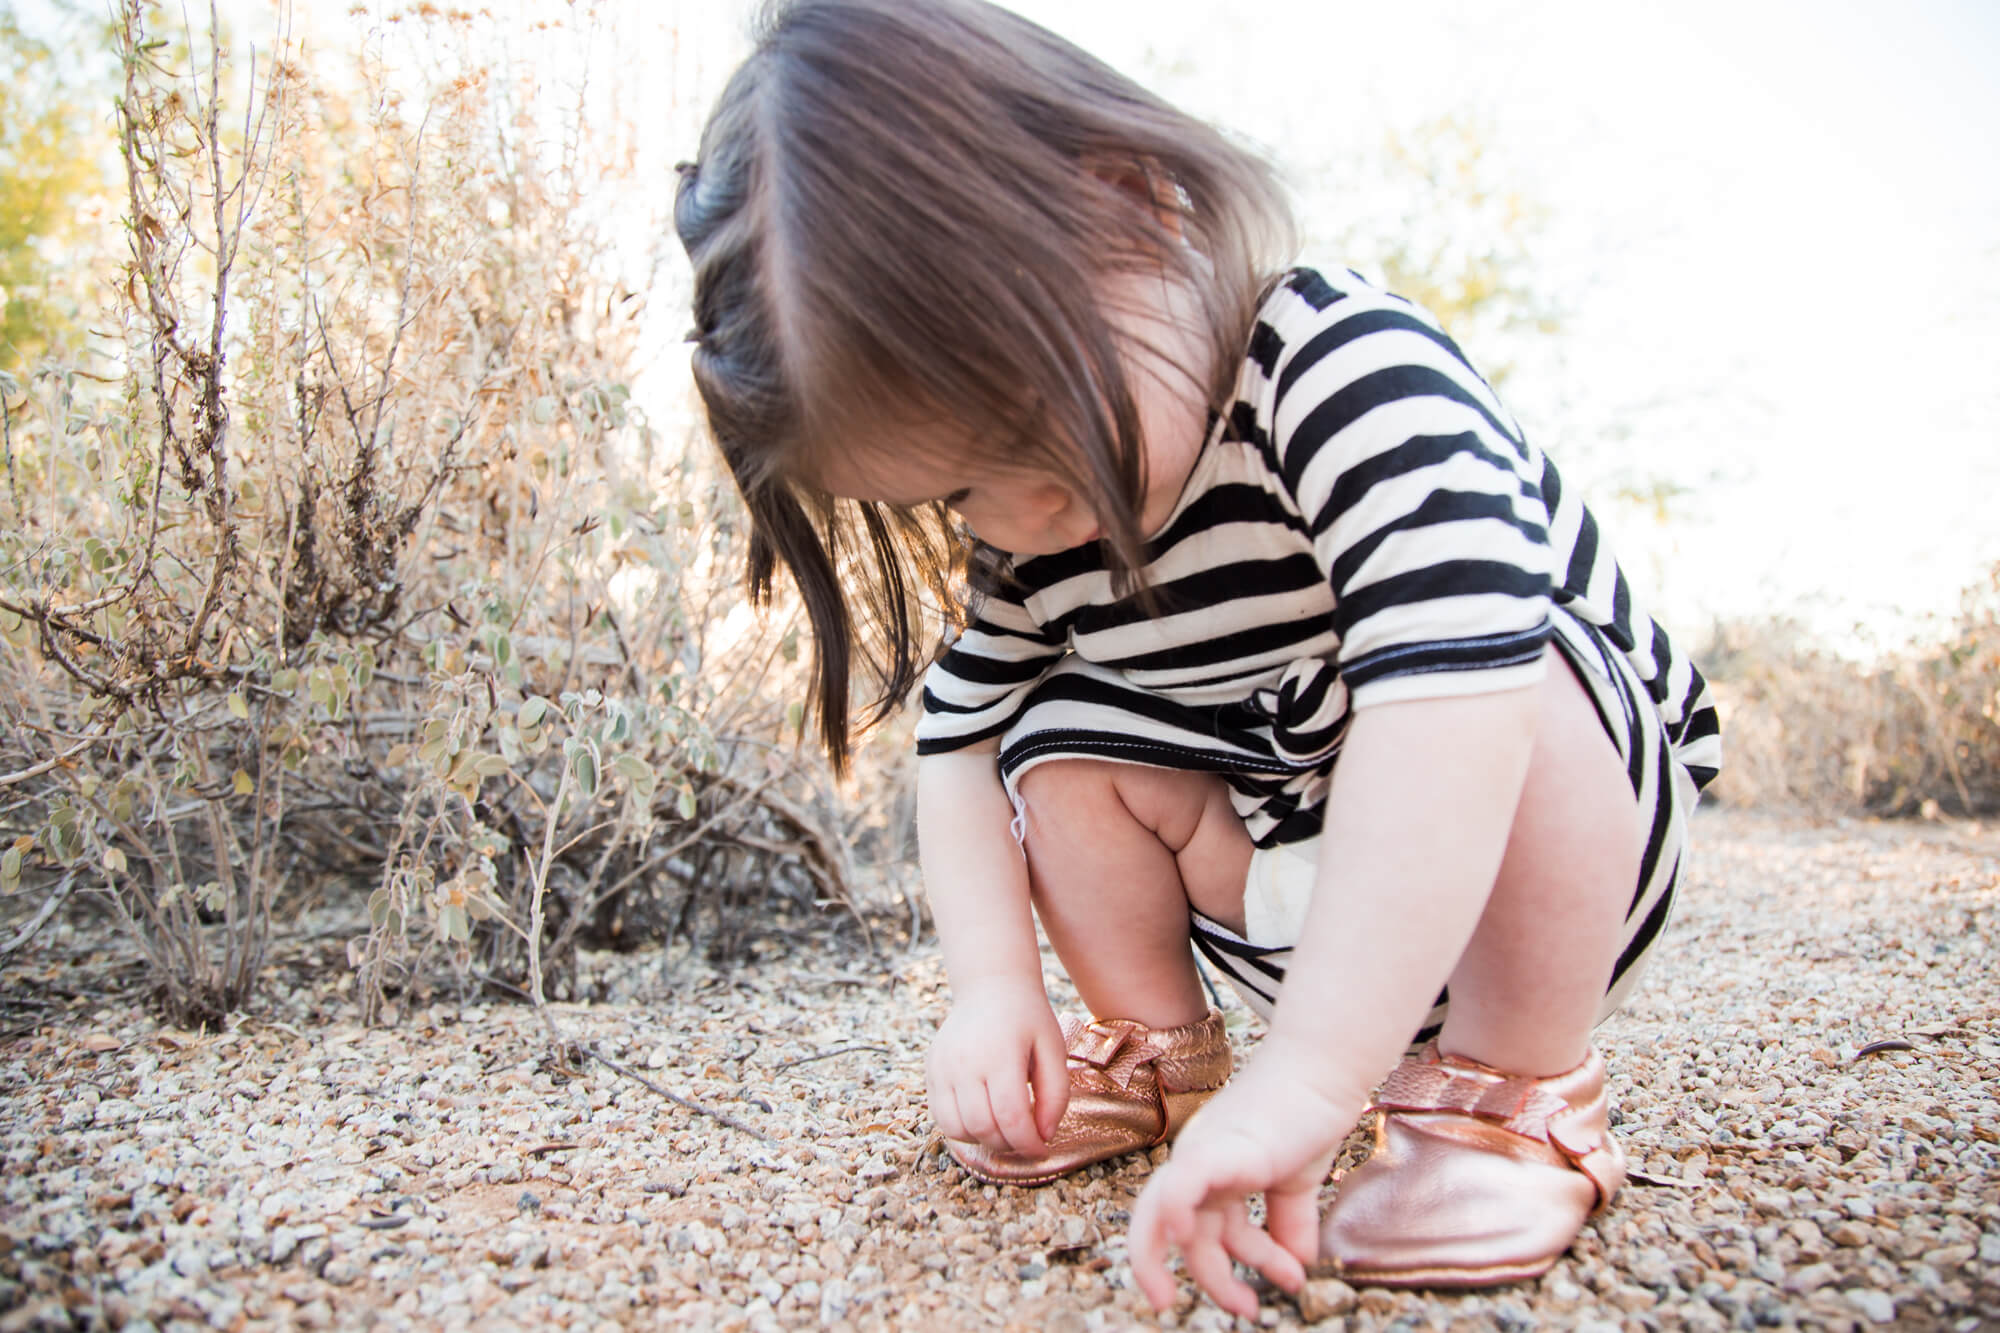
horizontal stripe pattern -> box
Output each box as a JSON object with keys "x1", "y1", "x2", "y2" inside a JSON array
[
  {"x1": 915, "y1": 265, "x2": 1720, "y2": 846},
  {"x1": 1191, "y1": 603, "x2": 1696, "y2": 1032}
]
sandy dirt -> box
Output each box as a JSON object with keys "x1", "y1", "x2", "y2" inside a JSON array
[{"x1": 2, "y1": 807, "x2": 1997, "y2": 1331}]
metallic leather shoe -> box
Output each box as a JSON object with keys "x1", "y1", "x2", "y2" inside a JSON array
[
  {"x1": 948, "y1": 1008, "x2": 1231, "y2": 1186},
  {"x1": 1317, "y1": 1043, "x2": 1626, "y2": 1288}
]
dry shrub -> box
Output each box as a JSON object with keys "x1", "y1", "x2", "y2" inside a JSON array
[
  {"x1": 1702, "y1": 564, "x2": 2000, "y2": 818},
  {"x1": 0, "y1": 2, "x2": 902, "y2": 1025}
]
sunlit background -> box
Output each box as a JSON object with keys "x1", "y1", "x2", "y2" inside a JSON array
[
  {"x1": 1005, "y1": 0, "x2": 2000, "y2": 658},
  {"x1": 575, "y1": 0, "x2": 2000, "y2": 656},
  {"x1": 24, "y1": 0, "x2": 2000, "y2": 656}
]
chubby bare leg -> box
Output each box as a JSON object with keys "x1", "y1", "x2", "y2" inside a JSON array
[
  {"x1": 1014, "y1": 760, "x2": 1256, "y2": 1029},
  {"x1": 1438, "y1": 649, "x2": 1645, "y2": 1076}
]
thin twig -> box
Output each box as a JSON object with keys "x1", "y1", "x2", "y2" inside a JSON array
[
  {"x1": 1, "y1": 382, "x2": 21, "y2": 523},
  {"x1": 582, "y1": 1045, "x2": 776, "y2": 1144},
  {"x1": 0, "y1": 871, "x2": 81, "y2": 958},
  {"x1": 771, "y1": 1044, "x2": 891, "y2": 1073},
  {"x1": 0, "y1": 709, "x2": 125, "y2": 788}
]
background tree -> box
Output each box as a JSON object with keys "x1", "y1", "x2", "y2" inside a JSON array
[
  {"x1": 0, "y1": 1, "x2": 115, "y2": 372},
  {"x1": 0, "y1": 1, "x2": 880, "y2": 1028}
]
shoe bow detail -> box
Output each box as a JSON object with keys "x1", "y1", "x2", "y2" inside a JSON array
[
  {"x1": 1317, "y1": 1042, "x2": 1627, "y2": 1287},
  {"x1": 1369, "y1": 1045, "x2": 1622, "y2": 1209},
  {"x1": 945, "y1": 1008, "x2": 1231, "y2": 1186},
  {"x1": 1061, "y1": 1017, "x2": 1165, "y2": 1093}
]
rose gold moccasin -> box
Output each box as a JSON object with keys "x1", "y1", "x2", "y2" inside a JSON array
[
  {"x1": 948, "y1": 1008, "x2": 1231, "y2": 1186},
  {"x1": 1317, "y1": 1043, "x2": 1626, "y2": 1288}
]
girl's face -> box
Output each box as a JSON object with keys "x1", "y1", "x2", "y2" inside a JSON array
[{"x1": 815, "y1": 267, "x2": 1212, "y2": 558}]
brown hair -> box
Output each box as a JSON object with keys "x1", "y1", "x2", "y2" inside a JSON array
[{"x1": 675, "y1": 0, "x2": 1295, "y2": 772}]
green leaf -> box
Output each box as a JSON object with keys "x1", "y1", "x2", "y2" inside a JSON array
[
  {"x1": 0, "y1": 846, "x2": 21, "y2": 890},
  {"x1": 232, "y1": 768, "x2": 255, "y2": 796},
  {"x1": 439, "y1": 902, "x2": 471, "y2": 943},
  {"x1": 676, "y1": 784, "x2": 697, "y2": 820},
  {"x1": 572, "y1": 747, "x2": 598, "y2": 797},
  {"x1": 227, "y1": 690, "x2": 249, "y2": 720},
  {"x1": 517, "y1": 696, "x2": 549, "y2": 730},
  {"x1": 474, "y1": 753, "x2": 511, "y2": 778}
]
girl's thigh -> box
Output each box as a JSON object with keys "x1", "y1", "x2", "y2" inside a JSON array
[{"x1": 1014, "y1": 759, "x2": 1256, "y2": 926}]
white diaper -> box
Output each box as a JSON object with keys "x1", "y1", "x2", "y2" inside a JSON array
[{"x1": 1241, "y1": 837, "x2": 1320, "y2": 948}]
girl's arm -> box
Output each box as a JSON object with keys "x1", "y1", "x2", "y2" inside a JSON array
[
  {"x1": 917, "y1": 742, "x2": 1070, "y2": 1153},
  {"x1": 1266, "y1": 678, "x2": 1539, "y2": 1108},
  {"x1": 1128, "y1": 682, "x2": 1540, "y2": 1316}
]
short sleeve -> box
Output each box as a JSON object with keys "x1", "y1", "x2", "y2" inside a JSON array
[
  {"x1": 914, "y1": 584, "x2": 1067, "y2": 754},
  {"x1": 1264, "y1": 273, "x2": 1554, "y2": 708}
]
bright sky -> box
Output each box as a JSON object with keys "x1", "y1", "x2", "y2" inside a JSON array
[
  {"x1": 132, "y1": 0, "x2": 2000, "y2": 653},
  {"x1": 1002, "y1": 0, "x2": 2000, "y2": 653}
]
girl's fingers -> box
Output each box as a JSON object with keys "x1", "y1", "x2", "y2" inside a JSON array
[
  {"x1": 1127, "y1": 1173, "x2": 1194, "y2": 1310},
  {"x1": 1028, "y1": 1023, "x2": 1070, "y2": 1141},
  {"x1": 986, "y1": 1068, "x2": 1045, "y2": 1157},
  {"x1": 930, "y1": 1081, "x2": 965, "y2": 1144},
  {"x1": 953, "y1": 1081, "x2": 998, "y2": 1148},
  {"x1": 1264, "y1": 1181, "x2": 1324, "y2": 1273},
  {"x1": 1180, "y1": 1219, "x2": 1260, "y2": 1320},
  {"x1": 1220, "y1": 1204, "x2": 1306, "y2": 1295}
]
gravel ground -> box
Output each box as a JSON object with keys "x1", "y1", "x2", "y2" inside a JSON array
[{"x1": 2, "y1": 807, "x2": 1997, "y2": 1332}]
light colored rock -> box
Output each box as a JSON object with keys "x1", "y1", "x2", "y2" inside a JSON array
[
  {"x1": 1296, "y1": 1277, "x2": 1357, "y2": 1321},
  {"x1": 2, "y1": 812, "x2": 1991, "y2": 1333},
  {"x1": 1847, "y1": 1288, "x2": 1897, "y2": 1323}
]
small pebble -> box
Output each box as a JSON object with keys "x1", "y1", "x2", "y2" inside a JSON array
[
  {"x1": 0, "y1": 810, "x2": 1990, "y2": 1331},
  {"x1": 1295, "y1": 1277, "x2": 1356, "y2": 1321}
]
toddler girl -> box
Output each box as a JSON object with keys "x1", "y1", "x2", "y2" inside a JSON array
[{"x1": 676, "y1": 0, "x2": 1720, "y2": 1316}]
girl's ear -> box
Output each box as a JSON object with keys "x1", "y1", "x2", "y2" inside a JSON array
[{"x1": 1084, "y1": 155, "x2": 1185, "y2": 242}]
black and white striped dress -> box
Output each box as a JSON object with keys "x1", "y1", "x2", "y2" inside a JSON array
[{"x1": 915, "y1": 266, "x2": 1722, "y2": 1033}]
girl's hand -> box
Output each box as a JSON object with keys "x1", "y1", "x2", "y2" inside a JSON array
[
  {"x1": 925, "y1": 979, "x2": 1070, "y2": 1157},
  {"x1": 1127, "y1": 1045, "x2": 1357, "y2": 1319}
]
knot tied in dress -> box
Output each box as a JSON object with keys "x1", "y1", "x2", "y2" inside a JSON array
[{"x1": 1248, "y1": 655, "x2": 1349, "y2": 768}]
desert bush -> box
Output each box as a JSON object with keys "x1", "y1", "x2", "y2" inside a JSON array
[
  {"x1": 1701, "y1": 564, "x2": 2000, "y2": 818},
  {"x1": 0, "y1": 2, "x2": 891, "y2": 1026}
]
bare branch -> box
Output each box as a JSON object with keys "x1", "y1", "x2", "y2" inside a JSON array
[
  {"x1": 0, "y1": 871, "x2": 80, "y2": 959},
  {"x1": 0, "y1": 709, "x2": 126, "y2": 789}
]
